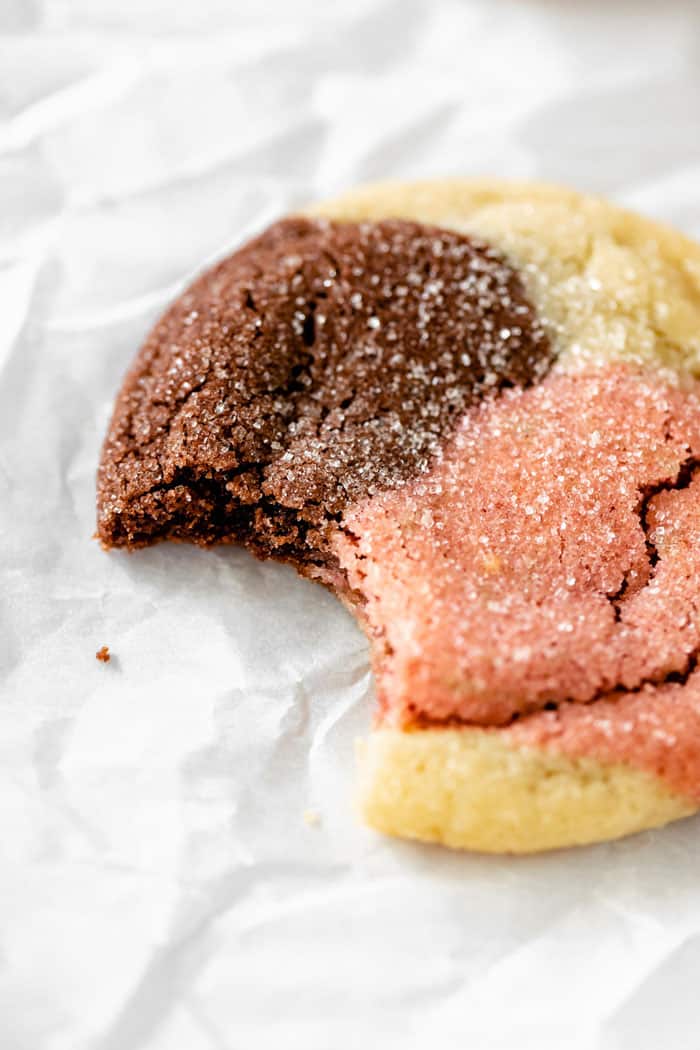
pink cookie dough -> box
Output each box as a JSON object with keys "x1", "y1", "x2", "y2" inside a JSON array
[
  {"x1": 507, "y1": 670, "x2": 700, "y2": 801},
  {"x1": 335, "y1": 365, "x2": 700, "y2": 790}
]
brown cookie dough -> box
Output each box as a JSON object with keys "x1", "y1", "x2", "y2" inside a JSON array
[{"x1": 97, "y1": 218, "x2": 551, "y2": 577}]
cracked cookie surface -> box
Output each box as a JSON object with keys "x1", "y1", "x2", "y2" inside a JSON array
[{"x1": 336, "y1": 367, "x2": 700, "y2": 734}]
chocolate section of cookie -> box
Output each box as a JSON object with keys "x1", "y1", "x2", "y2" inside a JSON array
[{"x1": 98, "y1": 218, "x2": 551, "y2": 568}]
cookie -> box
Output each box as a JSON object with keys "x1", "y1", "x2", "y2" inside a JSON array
[{"x1": 98, "y1": 179, "x2": 700, "y2": 853}]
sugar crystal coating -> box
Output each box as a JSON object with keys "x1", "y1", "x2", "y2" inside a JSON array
[
  {"x1": 336, "y1": 366, "x2": 700, "y2": 733},
  {"x1": 97, "y1": 217, "x2": 551, "y2": 558}
]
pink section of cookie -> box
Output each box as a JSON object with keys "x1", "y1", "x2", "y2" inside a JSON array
[
  {"x1": 506, "y1": 670, "x2": 700, "y2": 801},
  {"x1": 335, "y1": 367, "x2": 700, "y2": 727}
]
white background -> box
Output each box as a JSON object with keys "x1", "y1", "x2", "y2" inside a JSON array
[{"x1": 2, "y1": 2, "x2": 700, "y2": 1048}]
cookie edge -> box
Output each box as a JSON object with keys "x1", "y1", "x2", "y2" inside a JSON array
[
  {"x1": 308, "y1": 175, "x2": 700, "y2": 264},
  {"x1": 358, "y1": 728, "x2": 697, "y2": 853}
]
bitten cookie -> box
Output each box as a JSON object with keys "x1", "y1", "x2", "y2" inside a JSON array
[{"x1": 98, "y1": 179, "x2": 700, "y2": 853}]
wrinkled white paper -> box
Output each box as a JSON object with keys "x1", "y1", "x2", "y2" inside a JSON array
[{"x1": 3, "y1": 2, "x2": 700, "y2": 1048}]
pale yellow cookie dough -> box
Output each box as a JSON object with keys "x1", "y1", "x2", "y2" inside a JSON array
[{"x1": 358, "y1": 728, "x2": 695, "y2": 854}]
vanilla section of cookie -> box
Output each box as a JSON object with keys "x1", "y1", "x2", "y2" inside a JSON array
[{"x1": 98, "y1": 179, "x2": 700, "y2": 853}]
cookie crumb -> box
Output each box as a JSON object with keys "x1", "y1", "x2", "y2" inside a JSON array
[
  {"x1": 303, "y1": 809, "x2": 321, "y2": 827},
  {"x1": 96, "y1": 645, "x2": 111, "y2": 663}
]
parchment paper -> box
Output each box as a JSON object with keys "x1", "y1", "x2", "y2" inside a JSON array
[{"x1": 2, "y1": 2, "x2": 700, "y2": 1048}]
